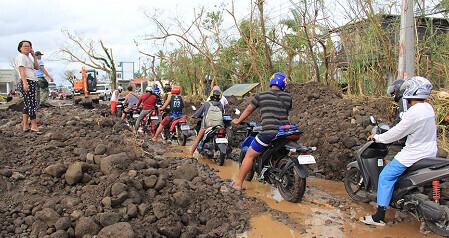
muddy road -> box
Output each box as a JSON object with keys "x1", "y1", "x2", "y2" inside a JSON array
[
  {"x1": 0, "y1": 104, "x2": 439, "y2": 238},
  {"x1": 166, "y1": 147, "x2": 437, "y2": 238}
]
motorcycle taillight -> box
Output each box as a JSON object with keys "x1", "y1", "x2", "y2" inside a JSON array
[{"x1": 217, "y1": 128, "x2": 226, "y2": 137}]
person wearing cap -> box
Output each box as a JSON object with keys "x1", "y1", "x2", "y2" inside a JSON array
[
  {"x1": 34, "y1": 51, "x2": 54, "y2": 108},
  {"x1": 188, "y1": 89, "x2": 225, "y2": 158}
]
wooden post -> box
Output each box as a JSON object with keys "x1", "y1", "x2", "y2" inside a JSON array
[{"x1": 397, "y1": 0, "x2": 415, "y2": 80}]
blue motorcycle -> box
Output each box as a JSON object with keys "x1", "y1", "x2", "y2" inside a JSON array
[{"x1": 238, "y1": 122, "x2": 317, "y2": 202}]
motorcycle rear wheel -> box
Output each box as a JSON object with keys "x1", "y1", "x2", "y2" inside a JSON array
[
  {"x1": 176, "y1": 126, "x2": 187, "y2": 146},
  {"x1": 218, "y1": 152, "x2": 226, "y2": 166},
  {"x1": 344, "y1": 167, "x2": 371, "y2": 203},
  {"x1": 275, "y1": 157, "x2": 306, "y2": 203}
]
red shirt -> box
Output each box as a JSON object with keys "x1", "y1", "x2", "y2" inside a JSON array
[{"x1": 136, "y1": 93, "x2": 157, "y2": 110}]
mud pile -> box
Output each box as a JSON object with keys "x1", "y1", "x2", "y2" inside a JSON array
[
  {"x1": 229, "y1": 82, "x2": 393, "y2": 180},
  {"x1": 0, "y1": 106, "x2": 253, "y2": 238}
]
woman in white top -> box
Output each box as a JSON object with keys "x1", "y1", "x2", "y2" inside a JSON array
[{"x1": 15, "y1": 40, "x2": 40, "y2": 133}]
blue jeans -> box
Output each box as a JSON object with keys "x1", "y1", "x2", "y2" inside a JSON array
[{"x1": 377, "y1": 159, "x2": 407, "y2": 207}]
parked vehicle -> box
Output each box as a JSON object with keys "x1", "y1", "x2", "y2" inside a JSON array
[
  {"x1": 96, "y1": 84, "x2": 112, "y2": 101},
  {"x1": 344, "y1": 116, "x2": 449, "y2": 236},
  {"x1": 238, "y1": 122, "x2": 317, "y2": 202}
]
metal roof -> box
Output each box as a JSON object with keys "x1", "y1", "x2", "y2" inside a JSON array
[{"x1": 223, "y1": 83, "x2": 259, "y2": 97}]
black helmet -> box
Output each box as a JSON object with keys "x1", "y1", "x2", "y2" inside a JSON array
[
  {"x1": 387, "y1": 79, "x2": 405, "y2": 102},
  {"x1": 210, "y1": 89, "x2": 221, "y2": 101}
]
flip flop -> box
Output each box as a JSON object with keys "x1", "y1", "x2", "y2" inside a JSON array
[
  {"x1": 359, "y1": 215, "x2": 386, "y2": 227},
  {"x1": 22, "y1": 128, "x2": 30, "y2": 132},
  {"x1": 229, "y1": 181, "x2": 244, "y2": 191},
  {"x1": 30, "y1": 129, "x2": 43, "y2": 135}
]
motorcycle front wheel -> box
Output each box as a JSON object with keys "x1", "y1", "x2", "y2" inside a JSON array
[
  {"x1": 344, "y1": 167, "x2": 371, "y2": 202},
  {"x1": 275, "y1": 157, "x2": 306, "y2": 203}
]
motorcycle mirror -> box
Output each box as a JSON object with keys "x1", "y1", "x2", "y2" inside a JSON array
[
  {"x1": 235, "y1": 109, "x2": 241, "y2": 115},
  {"x1": 191, "y1": 105, "x2": 197, "y2": 111},
  {"x1": 369, "y1": 116, "x2": 377, "y2": 126}
]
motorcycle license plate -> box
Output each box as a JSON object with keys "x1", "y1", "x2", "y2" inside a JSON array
[
  {"x1": 117, "y1": 105, "x2": 122, "y2": 108},
  {"x1": 378, "y1": 159, "x2": 384, "y2": 167},
  {"x1": 150, "y1": 116, "x2": 159, "y2": 120},
  {"x1": 181, "y1": 125, "x2": 190, "y2": 130},
  {"x1": 132, "y1": 114, "x2": 139, "y2": 118},
  {"x1": 297, "y1": 155, "x2": 316, "y2": 165},
  {"x1": 215, "y1": 138, "x2": 228, "y2": 144}
]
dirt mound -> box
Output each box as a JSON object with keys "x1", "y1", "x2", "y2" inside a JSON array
[
  {"x1": 228, "y1": 82, "x2": 393, "y2": 180},
  {"x1": 0, "y1": 106, "x2": 253, "y2": 238}
]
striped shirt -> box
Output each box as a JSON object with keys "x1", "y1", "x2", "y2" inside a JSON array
[{"x1": 251, "y1": 90, "x2": 292, "y2": 134}]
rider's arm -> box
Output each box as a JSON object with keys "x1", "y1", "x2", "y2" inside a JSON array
[
  {"x1": 234, "y1": 104, "x2": 256, "y2": 124},
  {"x1": 192, "y1": 104, "x2": 206, "y2": 118},
  {"x1": 160, "y1": 96, "x2": 171, "y2": 111},
  {"x1": 136, "y1": 95, "x2": 143, "y2": 108},
  {"x1": 374, "y1": 112, "x2": 416, "y2": 144}
]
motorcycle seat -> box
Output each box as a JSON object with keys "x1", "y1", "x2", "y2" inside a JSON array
[{"x1": 407, "y1": 158, "x2": 449, "y2": 172}]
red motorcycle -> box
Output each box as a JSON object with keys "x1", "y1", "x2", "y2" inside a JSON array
[
  {"x1": 141, "y1": 109, "x2": 160, "y2": 137},
  {"x1": 161, "y1": 115, "x2": 190, "y2": 146}
]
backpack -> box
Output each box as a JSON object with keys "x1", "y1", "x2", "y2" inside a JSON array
[{"x1": 204, "y1": 102, "x2": 223, "y2": 128}]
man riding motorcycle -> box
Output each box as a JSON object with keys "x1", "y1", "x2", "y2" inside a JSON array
[
  {"x1": 152, "y1": 85, "x2": 184, "y2": 141},
  {"x1": 360, "y1": 76, "x2": 437, "y2": 226},
  {"x1": 121, "y1": 85, "x2": 139, "y2": 120},
  {"x1": 134, "y1": 86, "x2": 157, "y2": 134},
  {"x1": 230, "y1": 72, "x2": 292, "y2": 190},
  {"x1": 189, "y1": 89, "x2": 224, "y2": 158}
]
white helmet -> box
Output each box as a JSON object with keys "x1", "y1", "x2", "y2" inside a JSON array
[
  {"x1": 145, "y1": 86, "x2": 152, "y2": 92},
  {"x1": 117, "y1": 86, "x2": 123, "y2": 92},
  {"x1": 401, "y1": 76, "x2": 432, "y2": 100}
]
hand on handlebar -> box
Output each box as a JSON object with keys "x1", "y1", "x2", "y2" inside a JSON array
[
  {"x1": 367, "y1": 134, "x2": 376, "y2": 141},
  {"x1": 231, "y1": 119, "x2": 240, "y2": 125}
]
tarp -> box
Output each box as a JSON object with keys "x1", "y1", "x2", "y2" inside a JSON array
[{"x1": 223, "y1": 83, "x2": 259, "y2": 97}]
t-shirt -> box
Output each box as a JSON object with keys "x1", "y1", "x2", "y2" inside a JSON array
[
  {"x1": 137, "y1": 93, "x2": 157, "y2": 110},
  {"x1": 169, "y1": 95, "x2": 184, "y2": 118},
  {"x1": 36, "y1": 59, "x2": 44, "y2": 78},
  {"x1": 110, "y1": 90, "x2": 119, "y2": 102},
  {"x1": 15, "y1": 54, "x2": 37, "y2": 81},
  {"x1": 374, "y1": 102, "x2": 437, "y2": 167},
  {"x1": 251, "y1": 90, "x2": 292, "y2": 134},
  {"x1": 127, "y1": 93, "x2": 139, "y2": 107}
]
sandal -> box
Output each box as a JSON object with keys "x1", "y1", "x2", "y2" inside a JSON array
[
  {"x1": 30, "y1": 129, "x2": 43, "y2": 135},
  {"x1": 229, "y1": 181, "x2": 244, "y2": 191},
  {"x1": 359, "y1": 215, "x2": 386, "y2": 227},
  {"x1": 22, "y1": 128, "x2": 30, "y2": 132}
]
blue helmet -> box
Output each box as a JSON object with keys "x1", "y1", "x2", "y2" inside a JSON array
[
  {"x1": 269, "y1": 72, "x2": 287, "y2": 91},
  {"x1": 152, "y1": 84, "x2": 160, "y2": 95}
]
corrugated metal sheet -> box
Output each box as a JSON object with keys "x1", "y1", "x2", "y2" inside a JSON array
[{"x1": 223, "y1": 83, "x2": 259, "y2": 97}]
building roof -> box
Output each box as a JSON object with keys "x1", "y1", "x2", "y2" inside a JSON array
[{"x1": 223, "y1": 83, "x2": 259, "y2": 97}]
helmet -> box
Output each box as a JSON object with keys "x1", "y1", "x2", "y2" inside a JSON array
[
  {"x1": 152, "y1": 84, "x2": 160, "y2": 95},
  {"x1": 211, "y1": 89, "x2": 221, "y2": 101},
  {"x1": 387, "y1": 79, "x2": 405, "y2": 102},
  {"x1": 269, "y1": 72, "x2": 287, "y2": 91},
  {"x1": 117, "y1": 86, "x2": 123, "y2": 92},
  {"x1": 171, "y1": 85, "x2": 181, "y2": 95},
  {"x1": 145, "y1": 86, "x2": 152, "y2": 92},
  {"x1": 402, "y1": 76, "x2": 432, "y2": 100}
]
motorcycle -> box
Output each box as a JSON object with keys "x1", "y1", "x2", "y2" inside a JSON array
[
  {"x1": 197, "y1": 120, "x2": 232, "y2": 166},
  {"x1": 140, "y1": 109, "x2": 160, "y2": 137},
  {"x1": 344, "y1": 116, "x2": 449, "y2": 236},
  {"x1": 161, "y1": 115, "x2": 189, "y2": 146},
  {"x1": 123, "y1": 106, "x2": 140, "y2": 128},
  {"x1": 238, "y1": 122, "x2": 317, "y2": 202}
]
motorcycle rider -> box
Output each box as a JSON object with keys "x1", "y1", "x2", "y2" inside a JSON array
[
  {"x1": 134, "y1": 86, "x2": 157, "y2": 134},
  {"x1": 152, "y1": 85, "x2": 184, "y2": 141},
  {"x1": 188, "y1": 89, "x2": 225, "y2": 158},
  {"x1": 163, "y1": 83, "x2": 172, "y2": 102},
  {"x1": 121, "y1": 85, "x2": 139, "y2": 120},
  {"x1": 361, "y1": 76, "x2": 437, "y2": 226},
  {"x1": 231, "y1": 72, "x2": 292, "y2": 190},
  {"x1": 152, "y1": 84, "x2": 163, "y2": 106}
]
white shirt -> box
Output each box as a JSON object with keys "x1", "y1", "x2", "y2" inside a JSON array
[
  {"x1": 15, "y1": 53, "x2": 37, "y2": 81},
  {"x1": 374, "y1": 102, "x2": 437, "y2": 167},
  {"x1": 110, "y1": 90, "x2": 119, "y2": 102}
]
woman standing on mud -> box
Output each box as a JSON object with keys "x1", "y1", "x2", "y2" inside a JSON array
[{"x1": 15, "y1": 40, "x2": 40, "y2": 133}]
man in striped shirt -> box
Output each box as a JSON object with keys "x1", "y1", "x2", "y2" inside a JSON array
[{"x1": 231, "y1": 72, "x2": 292, "y2": 190}]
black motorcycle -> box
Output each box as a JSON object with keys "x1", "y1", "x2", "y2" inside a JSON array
[
  {"x1": 197, "y1": 124, "x2": 231, "y2": 166},
  {"x1": 344, "y1": 116, "x2": 449, "y2": 236},
  {"x1": 238, "y1": 122, "x2": 317, "y2": 202}
]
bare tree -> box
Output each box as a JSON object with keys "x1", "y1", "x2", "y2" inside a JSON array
[
  {"x1": 64, "y1": 70, "x2": 76, "y2": 86},
  {"x1": 59, "y1": 30, "x2": 117, "y2": 89}
]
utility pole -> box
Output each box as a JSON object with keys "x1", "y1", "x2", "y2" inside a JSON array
[{"x1": 397, "y1": 0, "x2": 415, "y2": 80}]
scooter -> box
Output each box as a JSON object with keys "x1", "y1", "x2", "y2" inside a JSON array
[
  {"x1": 344, "y1": 116, "x2": 449, "y2": 236},
  {"x1": 238, "y1": 122, "x2": 317, "y2": 202},
  {"x1": 161, "y1": 115, "x2": 190, "y2": 146}
]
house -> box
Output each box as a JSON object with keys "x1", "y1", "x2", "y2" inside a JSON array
[
  {"x1": 116, "y1": 61, "x2": 135, "y2": 88},
  {"x1": 329, "y1": 14, "x2": 449, "y2": 87},
  {"x1": 0, "y1": 69, "x2": 18, "y2": 96}
]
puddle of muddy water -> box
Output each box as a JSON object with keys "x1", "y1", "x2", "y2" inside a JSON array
[{"x1": 164, "y1": 145, "x2": 439, "y2": 238}]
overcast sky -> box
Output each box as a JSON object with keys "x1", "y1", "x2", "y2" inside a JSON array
[{"x1": 0, "y1": 0, "x2": 354, "y2": 85}]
